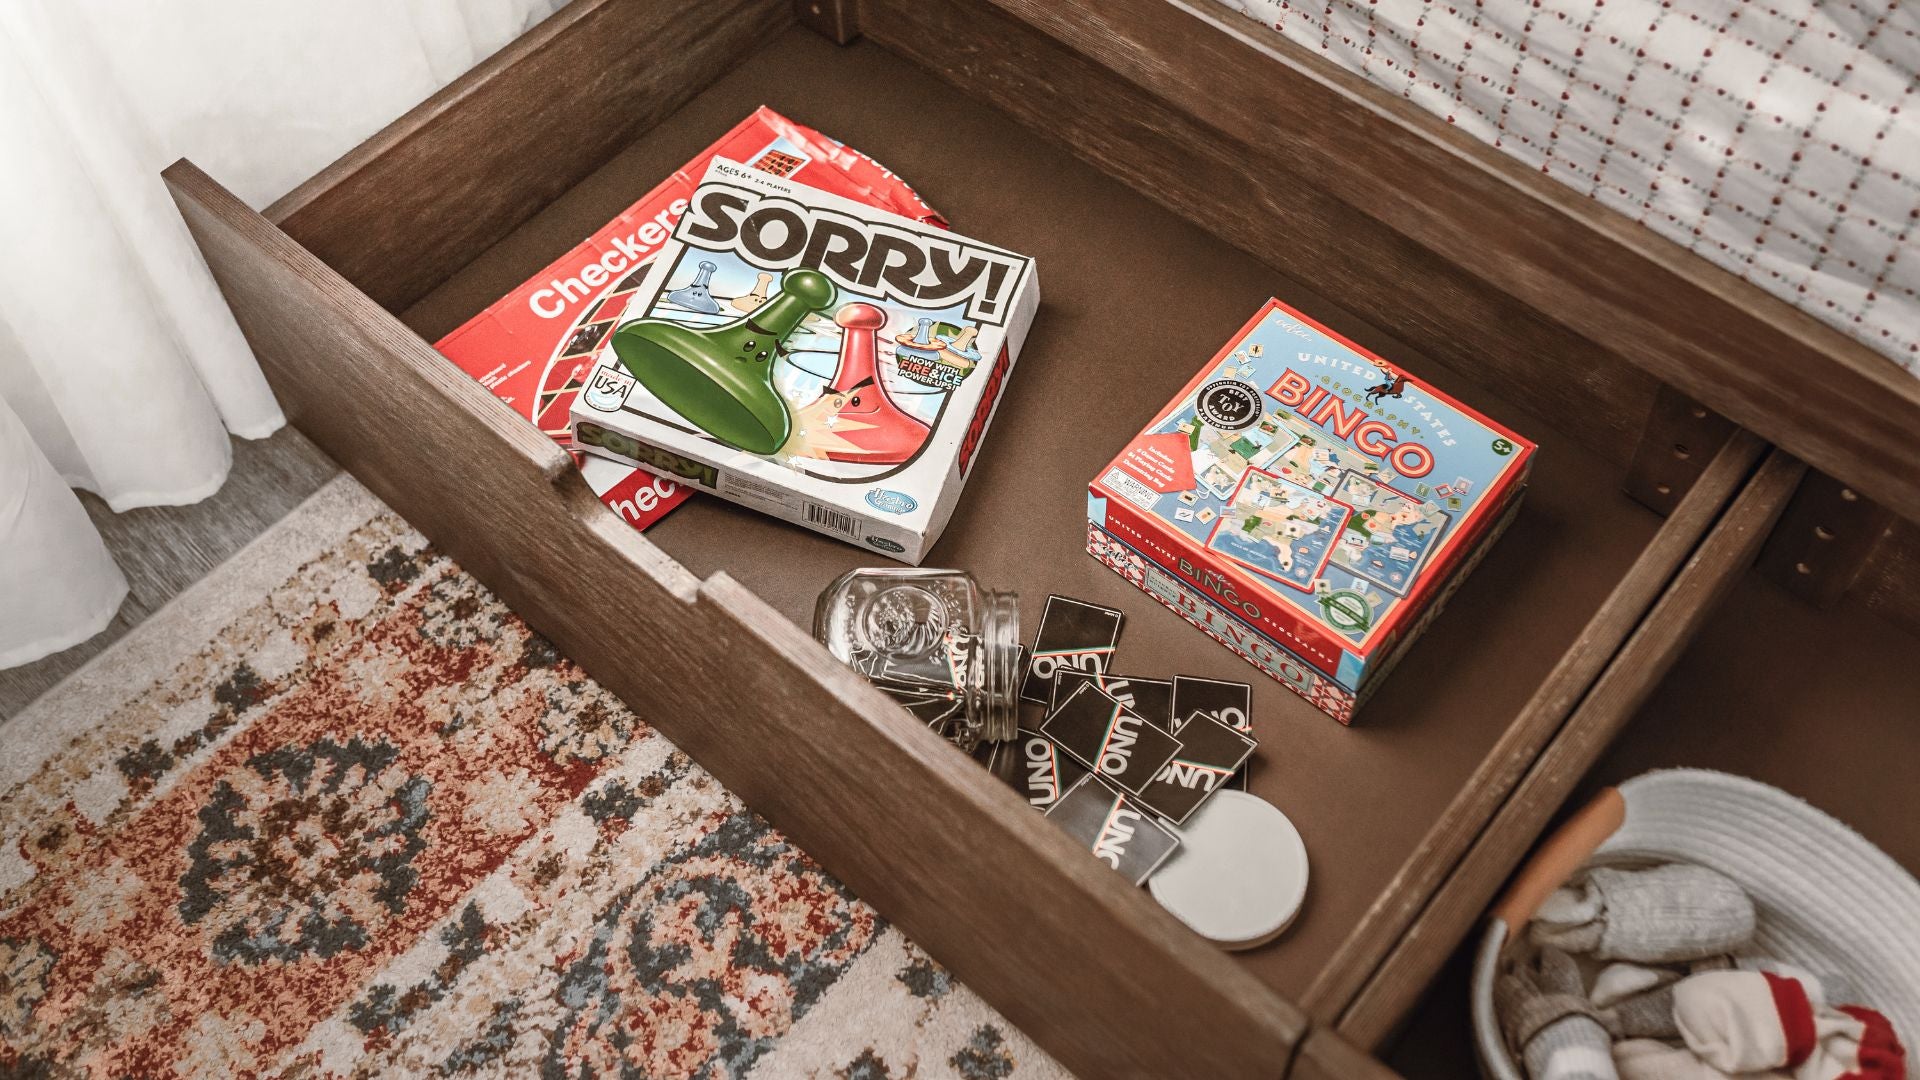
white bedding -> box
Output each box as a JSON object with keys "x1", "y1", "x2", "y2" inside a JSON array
[{"x1": 1225, "y1": 0, "x2": 1920, "y2": 379}]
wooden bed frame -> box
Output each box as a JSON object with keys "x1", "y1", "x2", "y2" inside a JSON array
[{"x1": 163, "y1": 1, "x2": 1906, "y2": 1074}]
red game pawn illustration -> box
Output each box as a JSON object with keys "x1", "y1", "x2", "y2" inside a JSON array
[{"x1": 790, "y1": 303, "x2": 930, "y2": 464}]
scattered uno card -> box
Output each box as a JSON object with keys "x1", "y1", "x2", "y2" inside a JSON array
[
  {"x1": 1013, "y1": 728, "x2": 1089, "y2": 810},
  {"x1": 1052, "y1": 670, "x2": 1175, "y2": 731},
  {"x1": 1044, "y1": 775, "x2": 1181, "y2": 885},
  {"x1": 1040, "y1": 682, "x2": 1182, "y2": 794},
  {"x1": 1021, "y1": 596, "x2": 1123, "y2": 704},
  {"x1": 1171, "y1": 676, "x2": 1252, "y2": 733},
  {"x1": 1137, "y1": 711, "x2": 1258, "y2": 823}
]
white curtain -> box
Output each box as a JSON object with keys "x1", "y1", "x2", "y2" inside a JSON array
[{"x1": 0, "y1": 0, "x2": 564, "y2": 668}]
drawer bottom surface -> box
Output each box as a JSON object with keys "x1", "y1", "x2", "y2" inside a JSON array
[{"x1": 401, "y1": 28, "x2": 1665, "y2": 1005}]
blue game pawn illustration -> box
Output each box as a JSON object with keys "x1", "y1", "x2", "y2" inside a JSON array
[
  {"x1": 667, "y1": 260, "x2": 723, "y2": 314},
  {"x1": 894, "y1": 316, "x2": 942, "y2": 355}
]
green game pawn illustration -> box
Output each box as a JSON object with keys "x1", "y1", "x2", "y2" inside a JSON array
[{"x1": 612, "y1": 267, "x2": 837, "y2": 454}]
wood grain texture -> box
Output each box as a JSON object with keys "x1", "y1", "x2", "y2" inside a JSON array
[
  {"x1": 860, "y1": 0, "x2": 1657, "y2": 466},
  {"x1": 1291, "y1": 1026, "x2": 1405, "y2": 1080},
  {"x1": 1852, "y1": 520, "x2": 1920, "y2": 639},
  {"x1": 0, "y1": 427, "x2": 338, "y2": 720},
  {"x1": 885, "y1": 0, "x2": 1920, "y2": 525},
  {"x1": 1336, "y1": 448, "x2": 1806, "y2": 1050},
  {"x1": 1622, "y1": 388, "x2": 1738, "y2": 518},
  {"x1": 1757, "y1": 470, "x2": 1896, "y2": 610},
  {"x1": 265, "y1": 0, "x2": 789, "y2": 313},
  {"x1": 1295, "y1": 429, "x2": 1765, "y2": 1023},
  {"x1": 168, "y1": 159, "x2": 1308, "y2": 1080}
]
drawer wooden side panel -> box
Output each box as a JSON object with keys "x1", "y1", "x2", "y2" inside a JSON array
[
  {"x1": 266, "y1": 0, "x2": 790, "y2": 313},
  {"x1": 1298, "y1": 429, "x2": 1768, "y2": 1022},
  {"x1": 1338, "y1": 448, "x2": 1807, "y2": 1049},
  {"x1": 165, "y1": 159, "x2": 1309, "y2": 1080}
]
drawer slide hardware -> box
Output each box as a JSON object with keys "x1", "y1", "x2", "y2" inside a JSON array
[
  {"x1": 1623, "y1": 385, "x2": 1737, "y2": 517},
  {"x1": 1757, "y1": 469, "x2": 1894, "y2": 609}
]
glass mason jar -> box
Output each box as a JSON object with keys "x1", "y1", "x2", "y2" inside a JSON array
[{"x1": 813, "y1": 568, "x2": 1020, "y2": 749}]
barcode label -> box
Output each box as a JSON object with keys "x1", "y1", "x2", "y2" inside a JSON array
[{"x1": 806, "y1": 503, "x2": 859, "y2": 537}]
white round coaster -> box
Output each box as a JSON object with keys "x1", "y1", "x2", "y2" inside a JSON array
[{"x1": 1149, "y1": 790, "x2": 1308, "y2": 950}]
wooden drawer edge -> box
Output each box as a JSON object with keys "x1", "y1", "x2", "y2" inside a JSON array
[
  {"x1": 1291, "y1": 1026, "x2": 1405, "y2": 1080},
  {"x1": 1334, "y1": 448, "x2": 1807, "y2": 1050},
  {"x1": 265, "y1": 0, "x2": 791, "y2": 313},
  {"x1": 1297, "y1": 429, "x2": 1769, "y2": 1022},
  {"x1": 962, "y1": 0, "x2": 1920, "y2": 525},
  {"x1": 169, "y1": 159, "x2": 1308, "y2": 1080}
]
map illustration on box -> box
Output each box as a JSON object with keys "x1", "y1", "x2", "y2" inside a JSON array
[{"x1": 1087, "y1": 299, "x2": 1536, "y2": 722}]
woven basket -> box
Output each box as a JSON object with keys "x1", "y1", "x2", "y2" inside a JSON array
[{"x1": 1471, "y1": 769, "x2": 1920, "y2": 1079}]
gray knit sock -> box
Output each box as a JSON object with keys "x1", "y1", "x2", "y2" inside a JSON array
[
  {"x1": 1496, "y1": 949, "x2": 1620, "y2": 1080},
  {"x1": 1531, "y1": 864, "x2": 1755, "y2": 963}
]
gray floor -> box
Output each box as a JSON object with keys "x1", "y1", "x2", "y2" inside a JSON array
[{"x1": 0, "y1": 426, "x2": 338, "y2": 721}]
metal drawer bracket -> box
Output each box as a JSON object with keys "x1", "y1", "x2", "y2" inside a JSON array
[
  {"x1": 1757, "y1": 468, "x2": 1895, "y2": 609},
  {"x1": 1623, "y1": 385, "x2": 1738, "y2": 516},
  {"x1": 796, "y1": 0, "x2": 861, "y2": 43}
]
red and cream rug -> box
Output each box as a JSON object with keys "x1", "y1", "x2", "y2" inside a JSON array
[{"x1": 0, "y1": 477, "x2": 1067, "y2": 1079}]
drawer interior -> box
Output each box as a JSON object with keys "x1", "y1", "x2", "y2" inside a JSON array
[
  {"x1": 391, "y1": 26, "x2": 1671, "y2": 1006},
  {"x1": 1591, "y1": 569, "x2": 1920, "y2": 873}
]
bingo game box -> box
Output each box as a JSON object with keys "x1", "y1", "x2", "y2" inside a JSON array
[
  {"x1": 434, "y1": 106, "x2": 940, "y2": 532},
  {"x1": 570, "y1": 157, "x2": 1038, "y2": 563},
  {"x1": 1088, "y1": 300, "x2": 1535, "y2": 722}
]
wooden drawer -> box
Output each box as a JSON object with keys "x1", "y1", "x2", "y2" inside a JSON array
[{"x1": 162, "y1": 2, "x2": 1817, "y2": 1074}]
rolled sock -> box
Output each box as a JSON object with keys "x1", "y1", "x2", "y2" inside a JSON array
[
  {"x1": 1497, "y1": 949, "x2": 1620, "y2": 1080},
  {"x1": 1613, "y1": 1039, "x2": 1788, "y2": 1080},
  {"x1": 1739, "y1": 957, "x2": 1860, "y2": 1014},
  {"x1": 1672, "y1": 970, "x2": 1907, "y2": 1079},
  {"x1": 1594, "y1": 963, "x2": 1684, "y2": 1040},
  {"x1": 1532, "y1": 864, "x2": 1755, "y2": 963}
]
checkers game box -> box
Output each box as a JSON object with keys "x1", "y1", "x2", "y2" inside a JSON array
[
  {"x1": 433, "y1": 106, "x2": 940, "y2": 533},
  {"x1": 1088, "y1": 300, "x2": 1535, "y2": 722}
]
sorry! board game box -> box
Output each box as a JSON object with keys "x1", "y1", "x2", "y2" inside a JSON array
[
  {"x1": 570, "y1": 157, "x2": 1038, "y2": 563},
  {"x1": 434, "y1": 106, "x2": 942, "y2": 533},
  {"x1": 1087, "y1": 299, "x2": 1535, "y2": 722}
]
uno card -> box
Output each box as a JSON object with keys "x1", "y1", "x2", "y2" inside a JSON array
[
  {"x1": 1171, "y1": 676, "x2": 1252, "y2": 733},
  {"x1": 1044, "y1": 775, "x2": 1181, "y2": 884},
  {"x1": 1040, "y1": 682, "x2": 1183, "y2": 794},
  {"x1": 1013, "y1": 728, "x2": 1088, "y2": 810},
  {"x1": 1051, "y1": 670, "x2": 1175, "y2": 731},
  {"x1": 1021, "y1": 596, "x2": 1124, "y2": 704},
  {"x1": 1136, "y1": 711, "x2": 1259, "y2": 823}
]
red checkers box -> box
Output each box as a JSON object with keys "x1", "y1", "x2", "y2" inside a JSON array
[
  {"x1": 571, "y1": 157, "x2": 1038, "y2": 563},
  {"x1": 1087, "y1": 300, "x2": 1535, "y2": 723},
  {"x1": 435, "y1": 106, "x2": 942, "y2": 533}
]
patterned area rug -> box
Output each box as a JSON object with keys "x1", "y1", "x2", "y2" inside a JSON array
[{"x1": 0, "y1": 476, "x2": 1068, "y2": 1079}]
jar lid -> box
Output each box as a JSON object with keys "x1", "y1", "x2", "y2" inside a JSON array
[{"x1": 1148, "y1": 790, "x2": 1308, "y2": 950}]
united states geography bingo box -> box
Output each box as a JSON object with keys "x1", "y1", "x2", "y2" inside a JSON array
[
  {"x1": 1088, "y1": 300, "x2": 1536, "y2": 723},
  {"x1": 433, "y1": 106, "x2": 941, "y2": 532}
]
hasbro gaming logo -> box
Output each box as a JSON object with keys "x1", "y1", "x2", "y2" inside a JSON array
[
  {"x1": 866, "y1": 536, "x2": 906, "y2": 553},
  {"x1": 865, "y1": 489, "x2": 918, "y2": 514}
]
